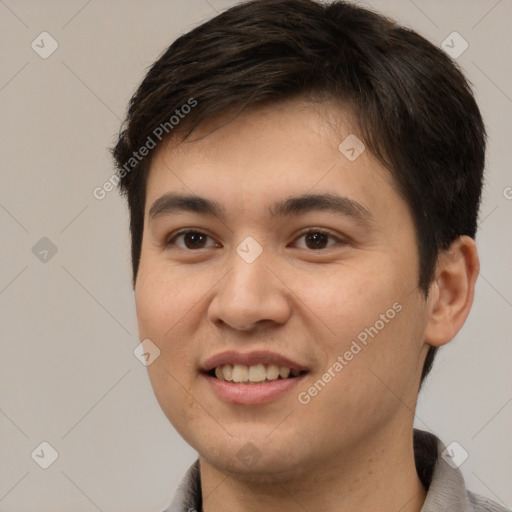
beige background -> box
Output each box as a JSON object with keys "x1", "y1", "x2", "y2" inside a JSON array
[{"x1": 0, "y1": 0, "x2": 511, "y2": 511}]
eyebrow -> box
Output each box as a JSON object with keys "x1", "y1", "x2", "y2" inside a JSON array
[{"x1": 148, "y1": 192, "x2": 373, "y2": 226}]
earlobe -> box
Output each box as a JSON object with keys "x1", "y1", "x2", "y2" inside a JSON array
[{"x1": 423, "y1": 236, "x2": 480, "y2": 347}]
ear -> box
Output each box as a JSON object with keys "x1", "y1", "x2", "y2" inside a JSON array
[{"x1": 423, "y1": 236, "x2": 480, "y2": 347}]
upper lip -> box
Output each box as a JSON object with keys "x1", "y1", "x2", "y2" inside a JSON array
[{"x1": 200, "y1": 350, "x2": 309, "y2": 372}]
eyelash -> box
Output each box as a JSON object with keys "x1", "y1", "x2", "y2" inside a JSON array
[{"x1": 165, "y1": 228, "x2": 346, "y2": 251}]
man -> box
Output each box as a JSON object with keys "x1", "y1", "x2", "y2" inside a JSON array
[{"x1": 112, "y1": 1, "x2": 507, "y2": 510}]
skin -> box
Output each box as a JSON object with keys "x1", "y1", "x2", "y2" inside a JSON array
[{"x1": 134, "y1": 98, "x2": 479, "y2": 512}]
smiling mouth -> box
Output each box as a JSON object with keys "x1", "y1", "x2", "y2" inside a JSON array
[{"x1": 206, "y1": 363, "x2": 308, "y2": 384}]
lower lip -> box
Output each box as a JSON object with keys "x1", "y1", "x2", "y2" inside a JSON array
[{"x1": 203, "y1": 373, "x2": 307, "y2": 405}]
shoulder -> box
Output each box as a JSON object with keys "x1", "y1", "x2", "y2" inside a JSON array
[
  {"x1": 161, "y1": 459, "x2": 201, "y2": 512},
  {"x1": 467, "y1": 490, "x2": 510, "y2": 512},
  {"x1": 414, "y1": 429, "x2": 510, "y2": 512}
]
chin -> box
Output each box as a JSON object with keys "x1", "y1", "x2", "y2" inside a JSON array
[
  {"x1": 202, "y1": 448, "x2": 308, "y2": 484},
  {"x1": 189, "y1": 429, "x2": 310, "y2": 482}
]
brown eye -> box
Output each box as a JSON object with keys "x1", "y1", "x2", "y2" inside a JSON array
[
  {"x1": 167, "y1": 230, "x2": 218, "y2": 250},
  {"x1": 293, "y1": 230, "x2": 342, "y2": 250}
]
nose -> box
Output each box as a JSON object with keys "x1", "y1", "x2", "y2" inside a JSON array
[{"x1": 207, "y1": 247, "x2": 292, "y2": 332}]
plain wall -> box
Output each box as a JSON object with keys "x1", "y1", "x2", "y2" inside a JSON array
[{"x1": 1, "y1": 0, "x2": 511, "y2": 510}]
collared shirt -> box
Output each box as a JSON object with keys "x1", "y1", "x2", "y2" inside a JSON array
[{"x1": 163, "y1": 429, "x2": 509, "y2": 512}]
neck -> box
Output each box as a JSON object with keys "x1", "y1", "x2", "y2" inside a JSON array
[{"x1": 199, "y1": 423, "x2": 427, "y2": 512}]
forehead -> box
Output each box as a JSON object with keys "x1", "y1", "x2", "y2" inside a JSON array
[{"x1": 143, "y1": 98, "x2": 401, "y2": 224}]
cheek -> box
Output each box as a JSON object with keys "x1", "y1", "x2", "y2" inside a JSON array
[
  {"x1": 134, "y1": 261, "x2": 203, "y2": 391},
  {"x1": 295, "y1": 306, "x2": 423, "y2": 445},
  {"x1": 295, "y1": 260, "x2": 422, "y2": 397},
  {"x1": 296, "y1": 260, "x2": 403, "y2": 345},
  {"x1": 135, "y1": 262, "x2": 208, "y2": 435},
  {"x1": 135, "y1": 259, "x2": 200, "y2": 340},
  {"x1": 325, "y1": 298, "x2": 424, "y2": 418}
]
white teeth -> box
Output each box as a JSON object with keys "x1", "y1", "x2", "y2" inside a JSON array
[
  {"x1": 266, "y1": 364, "x2": 280, "y2": 380},
  {"x1": 213, "y1": 363, "x2": 303, "y2": 383},
  {"x1": 279, "y1": 367, "x2": 290, "y2": 379},
  {"x1": 222, "y1": 364, "x2": 233, "y2": 381},
  {"x1": 248, "y1": 364, "x2": 267, "y2": 382},
  {"x1": 232, "y1": 364, "x2": 249, "y2": 383}
]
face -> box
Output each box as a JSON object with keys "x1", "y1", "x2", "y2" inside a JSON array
[{"x1": 135, "y1": 99, "x2": 431, "y2": 481}]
